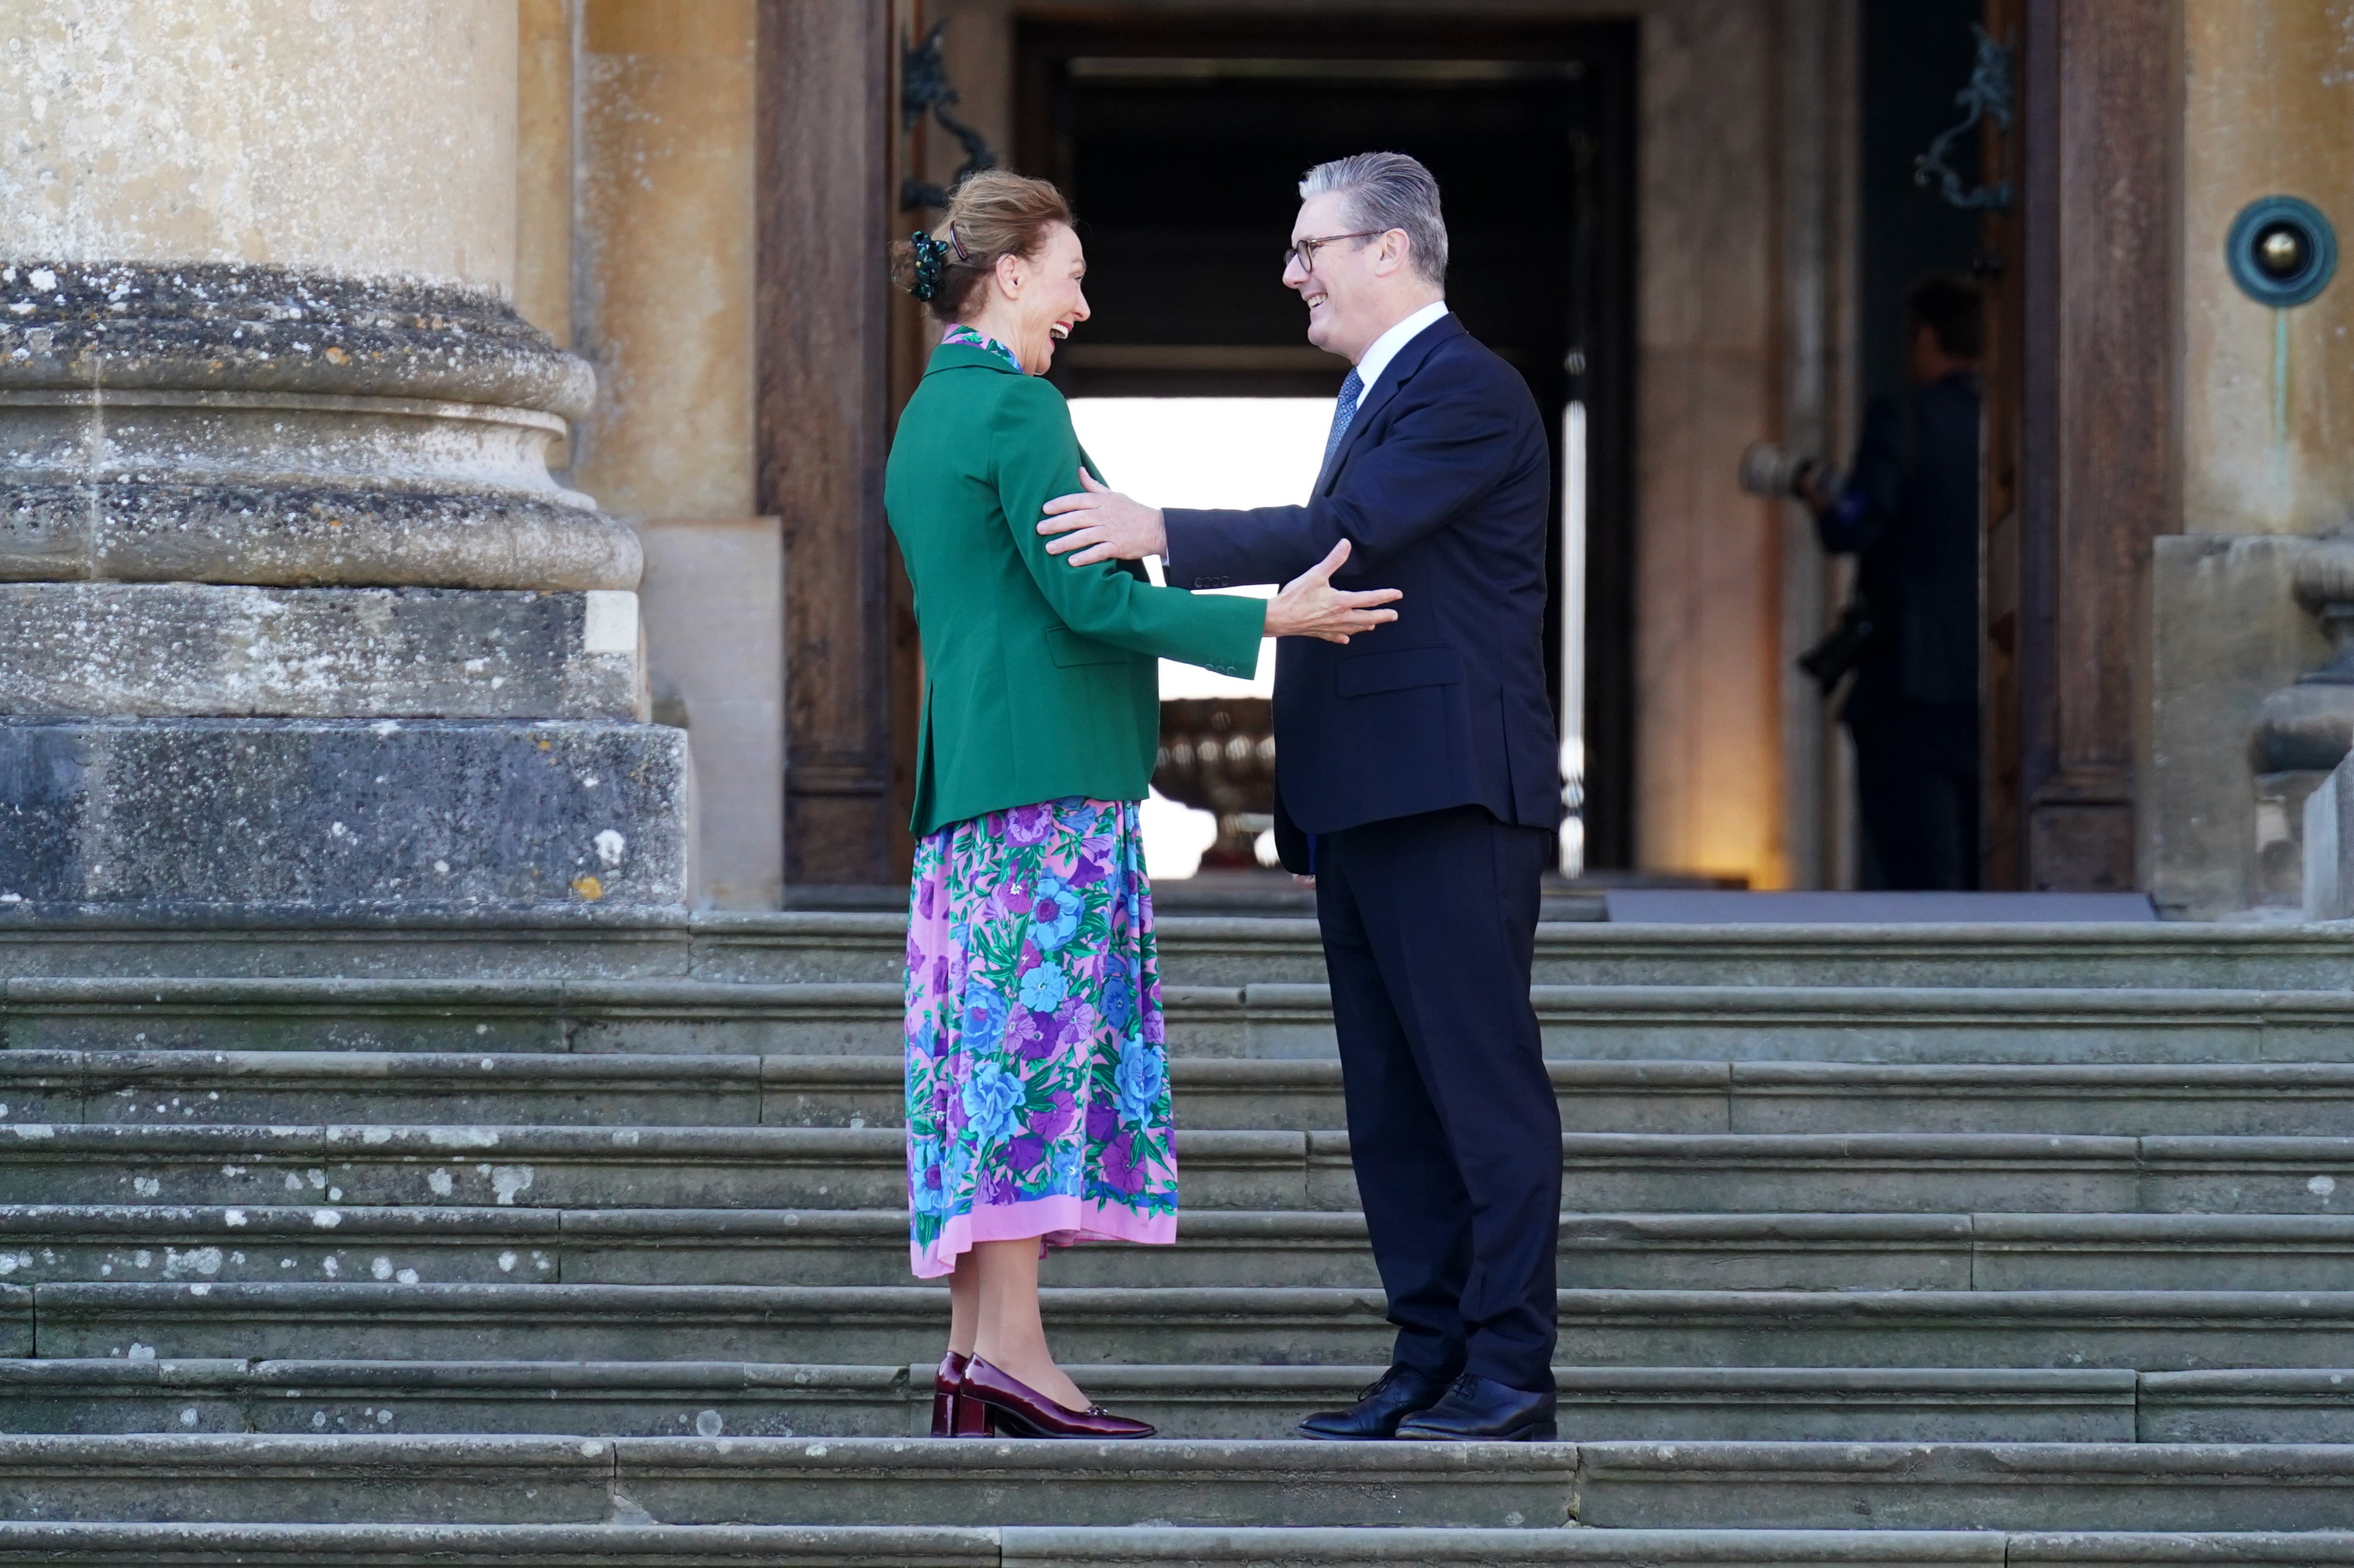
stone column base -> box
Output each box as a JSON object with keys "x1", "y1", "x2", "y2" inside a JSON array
[
  {"x1": 2306, "y1": 754, "x2": 2354, "y2": 920},
  {"x1": 0, "y1": 721, "x2": 687, "y2": 913}
]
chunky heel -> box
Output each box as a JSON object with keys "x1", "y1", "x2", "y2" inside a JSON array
[
  {"x1": 930, "y1": 1350, "x2": 971, "y2": 1438},
  {"x1": 952, "y1": 1391, "x2": 996, "y2": 1436}
]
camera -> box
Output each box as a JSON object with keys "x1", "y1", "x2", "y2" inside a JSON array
[
  {"x1": 1796, "y1": 600, "x2": 1876, "y2": 694},
  {"x1": 1738, "y1": 440, "x2": 1837, "y2": 500}
]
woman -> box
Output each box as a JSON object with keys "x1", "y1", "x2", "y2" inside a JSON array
[{"x1": 885, "y1": 171, "x2": 1398, "y2": 1440}]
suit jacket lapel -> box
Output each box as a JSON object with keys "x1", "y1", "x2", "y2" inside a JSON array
[{"x1": 1317, "y1": 314, "x2": 1463, "y2": 496}]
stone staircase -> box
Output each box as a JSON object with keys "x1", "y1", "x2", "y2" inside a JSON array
[{"x1": 0, "y1": 912, "x2": 2345, "y2": 1561}]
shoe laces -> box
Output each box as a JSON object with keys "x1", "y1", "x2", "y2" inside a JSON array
[{"x1": 1359, "y1": 1366, "x2": 1458, "y2": 1402}]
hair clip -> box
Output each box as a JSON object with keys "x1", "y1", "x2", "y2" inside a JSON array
[
  {"x1": 907, "y1": 231, "x2": 945, "y2": 302},
  {"x1": 947, "y1": 222, "x2": 971, "y2": 262}
]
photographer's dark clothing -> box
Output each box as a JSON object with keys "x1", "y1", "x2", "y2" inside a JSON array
[
  {"x1": 1850, "y1": 704, "x2": 1979, "y2": 892},
  {"x1": 1818, "y1": 371, "x2": 1981, "y2": 890}
]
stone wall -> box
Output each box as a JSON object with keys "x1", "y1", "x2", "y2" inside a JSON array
[
  {"x1": 514, "y1": 0, "x2": 781, "y2": 909},
  {"x1": 2147, "y1": 1, "x2": 2354, "y2": 916}
]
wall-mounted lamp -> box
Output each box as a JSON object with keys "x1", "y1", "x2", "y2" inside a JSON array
[{"x1": 2227, "y1": 196, "x2": 2338, "y2": 308}]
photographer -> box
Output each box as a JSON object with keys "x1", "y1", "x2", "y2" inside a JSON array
[{"x1": 1800, "y1": 274, "x2": 1983, "y2": 891}]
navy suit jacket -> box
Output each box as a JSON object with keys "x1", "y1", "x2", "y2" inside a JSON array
[{"x1": 1162, "y1": 314, "x2": 1560, "y2": 864}]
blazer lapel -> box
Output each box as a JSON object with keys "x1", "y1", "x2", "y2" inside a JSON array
[{"x1": 1318, "y1": 314, "x2": 1464, "y2": 496}]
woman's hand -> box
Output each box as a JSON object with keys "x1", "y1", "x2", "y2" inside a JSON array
[{"x1": 1261, "y1": 540, "x2": 1403, "y2": 644}]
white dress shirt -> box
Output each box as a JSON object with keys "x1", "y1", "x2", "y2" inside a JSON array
[
  {"x1": 1352, "y1": 298, "x2": 1451, "y2": 399},
  {"x1": 1156, "y1": 298, "x2": 1452, "y2": 581}
]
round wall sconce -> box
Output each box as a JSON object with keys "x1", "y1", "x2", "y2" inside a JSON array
[{"x1": 2227, "y1": 195, "x2": 2338, "y2": 307}]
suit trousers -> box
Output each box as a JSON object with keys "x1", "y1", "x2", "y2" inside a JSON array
[{"x1": 1313, "y1": 804, "x2": 1560, "y2": 1392}]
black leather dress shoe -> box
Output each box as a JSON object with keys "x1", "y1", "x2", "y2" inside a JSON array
[
  {"x1": 1392, "y1": 1373, "x2": 1559, "y2": 1441},
  {"x1": 1296, "y1": 1364, "x2": 1452, "y2": 1440}
]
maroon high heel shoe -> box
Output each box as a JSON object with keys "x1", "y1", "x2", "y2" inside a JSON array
[
  {"x1": 958, "y1": 1355, "x2": 1155, "y2": 1438},
  {"x1": 930, "y1": 1350, "x2": 971, "y2": 1437}
]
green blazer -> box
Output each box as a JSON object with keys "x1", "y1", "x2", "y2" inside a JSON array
[{"x1": 885, "y1": 341, "x2": 1266, "y2": 837}]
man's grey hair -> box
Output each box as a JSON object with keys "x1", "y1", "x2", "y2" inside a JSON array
[{"x1": 1298, "y1": 152, "x2": 1448, "y2": 287}]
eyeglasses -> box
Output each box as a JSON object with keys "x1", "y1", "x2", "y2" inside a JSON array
[{"x1": 1281, "y1": 231, "x2": 1388, "y2": 272}]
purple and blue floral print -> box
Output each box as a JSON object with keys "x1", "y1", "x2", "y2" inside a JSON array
[
  {"x1": 941, "y1": 322, "x2": 1024, "y2": 374},
  {"x1": 903, "y1": 795, "x2": 1177, "y2": 1277}
]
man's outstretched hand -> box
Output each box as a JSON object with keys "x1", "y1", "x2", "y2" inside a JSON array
[
  {"x1": 1262, "y1": 539, "x2": 1401, "y2": 644},
  {"x1": 1039, "y1": 470, "x2": 1168, "y2": 565}
]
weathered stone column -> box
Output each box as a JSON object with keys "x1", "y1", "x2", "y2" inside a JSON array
[{"x1": 0, "y1": 0, "x2": 686, "y2": 912}]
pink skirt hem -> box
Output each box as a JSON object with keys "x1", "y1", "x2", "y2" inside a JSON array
[{"x1": 910, "y1": 1194, "x2": 1177, "y2": 1279}]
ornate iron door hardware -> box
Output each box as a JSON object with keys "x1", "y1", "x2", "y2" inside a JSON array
[
  {"x1": 1915, "y1": 25, "x2": 2012, "y2": 213},
  {"x1": 901, "y1": 22, "x2": 999, "y2": 211}
]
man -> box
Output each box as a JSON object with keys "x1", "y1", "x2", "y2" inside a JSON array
[
  {"x1": 1800, "y1": 274, "x2": 1983, "y2": 890},
  {"x1": 1038, "y1": 152, "x2": 1562, "y2": 1441}
]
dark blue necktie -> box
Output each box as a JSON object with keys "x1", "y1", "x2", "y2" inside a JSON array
[{"x1": 1318, "y1": 368, "x2": 1365, "y2": 488}]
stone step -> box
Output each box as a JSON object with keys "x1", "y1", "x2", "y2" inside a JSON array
[
  {"x1": 13, "y1": 1522, "x2": 2354, "y2": 1568},
  {"x1": 1372, "y1": 985, "x2": 2354, "y2": 1066},
  {"x1": 0, "y1": 1522, "x2": 1016, "y2": 1568},
  {"x1": 2, "y1": 1051, "x2": 765, "y2": 1128},
  {"x1": 1551, "y1": 1288, "x2": 2354, "y2": 1373},
  {"x1": 12, "y1": 1206, "x2": 2354, "y2": 1294},
  {"x1": 0, "y1": 1433, "x2": 2342, "y2": 1535},
  {"x1": 0, "y1": 1433, "x2": 1577, "y2": 1529},
  {"x1": 14, "y1": 977, "x2": 2354, "y2": 1064},
  {"x1": 1678, "y1": 1061, "x2": 2354, "y2": 1137},
  {"x1": 12, "y1": 1522, "x2": 2354, "y2": 1568},
  {"x1": 0, "y1": 1204, "x2": 559, "y2": 1287},
  {"x1": 690, "y1": 912, "x2": 2354, "y2": 993},
  {"x1": 0, "y1": 908, "x2": 2236, "y2": 984},
  {"x1": 13, "y1": 1124, "x2": 2354, "y2": 1218},
  {"x1": 769, "y1": 1057, "x2": 2354, "y2": 1136},
  {"x1": 1572, "y1": 1441, "x2": 2354, "y2": 1534},
  {"x1": 9, "y1": 909, "x2": 2353, "y2": 992},
  {"x1": 0, "y1": 1052, "x2": 1727, "y2": 1135},
  {"x1": 0, "y1": 1124, "x2": 1298, "y2": 1212},
  {"x1": 0, "y1": 1432, "x2": 615, "y2": 1524},
  {"x1": 0, "y1": 1357, "x2": 2189, "y2": 1444},
  {"x1": 31, "y1": 1051, "x2": 2354, "y2": 1139},
  {"x1": 0, "y1": 1357, "x2": 920, "y2": 1440},
  {"x1": 18, "y1": 899, "x2": 2354, "y2": 984},
  {"x1": 0, "y1": 978, "x2": 895, "y2": 1058},
  {"x1": 2138, "y1": 1369, "x2": 2354, "y2": 1444},
  {"x1": 475, "y1": 1207, "x2": 2354, "y2": 1292},
  {"x1": 33, "y1": 1282, "x2": 2354, "y2": 1369}
]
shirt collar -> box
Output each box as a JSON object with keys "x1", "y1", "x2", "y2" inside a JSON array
[
  {"x1": 940, "y1": 323, "x2": 1024, "y2": 374},
  {"x1": 1353, "y1": 298, "x2": 1450, "y2": 396}
]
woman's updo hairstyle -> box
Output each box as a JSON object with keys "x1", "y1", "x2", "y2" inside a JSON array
[{"x1": 892, "y1": 170, "x2": 1073, "y2": 323}]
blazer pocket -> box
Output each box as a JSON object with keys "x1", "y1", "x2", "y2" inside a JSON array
[
  {"x1": 1333, "y1": 644, "x2": 1465, "y2": 697},
  {"x1": 1045, "y1": 627, "x2": 1129, "y2": 668}
]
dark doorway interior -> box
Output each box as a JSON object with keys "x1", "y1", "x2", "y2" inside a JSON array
[
  {"x1": 1014, "y1": 16, "x2": 1638, "y2": 869},
  {"x1": 1859, "y1": 0, "x2": 1985, "y2": 404}
]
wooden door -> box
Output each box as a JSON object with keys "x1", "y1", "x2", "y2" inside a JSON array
[{"x1": 1982, "y1": 0, "x2": 2177, "y2": 891}]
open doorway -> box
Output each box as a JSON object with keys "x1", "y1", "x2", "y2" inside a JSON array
[{"x1": 1016, "y1": 15, "x2": 1638, "y2": 868}]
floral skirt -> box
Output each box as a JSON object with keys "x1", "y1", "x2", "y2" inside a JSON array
[{"x1": 903, "y1": 796, "x2": 1177, "y2": 1278}]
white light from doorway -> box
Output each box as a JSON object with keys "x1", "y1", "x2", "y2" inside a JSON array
[
  {"x1": 1558, "y1": 400, "x2": 1587, "y2": 878},
  {"x1": 1066, "y1": 397, "x2": 1334, "y2": 878}
]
